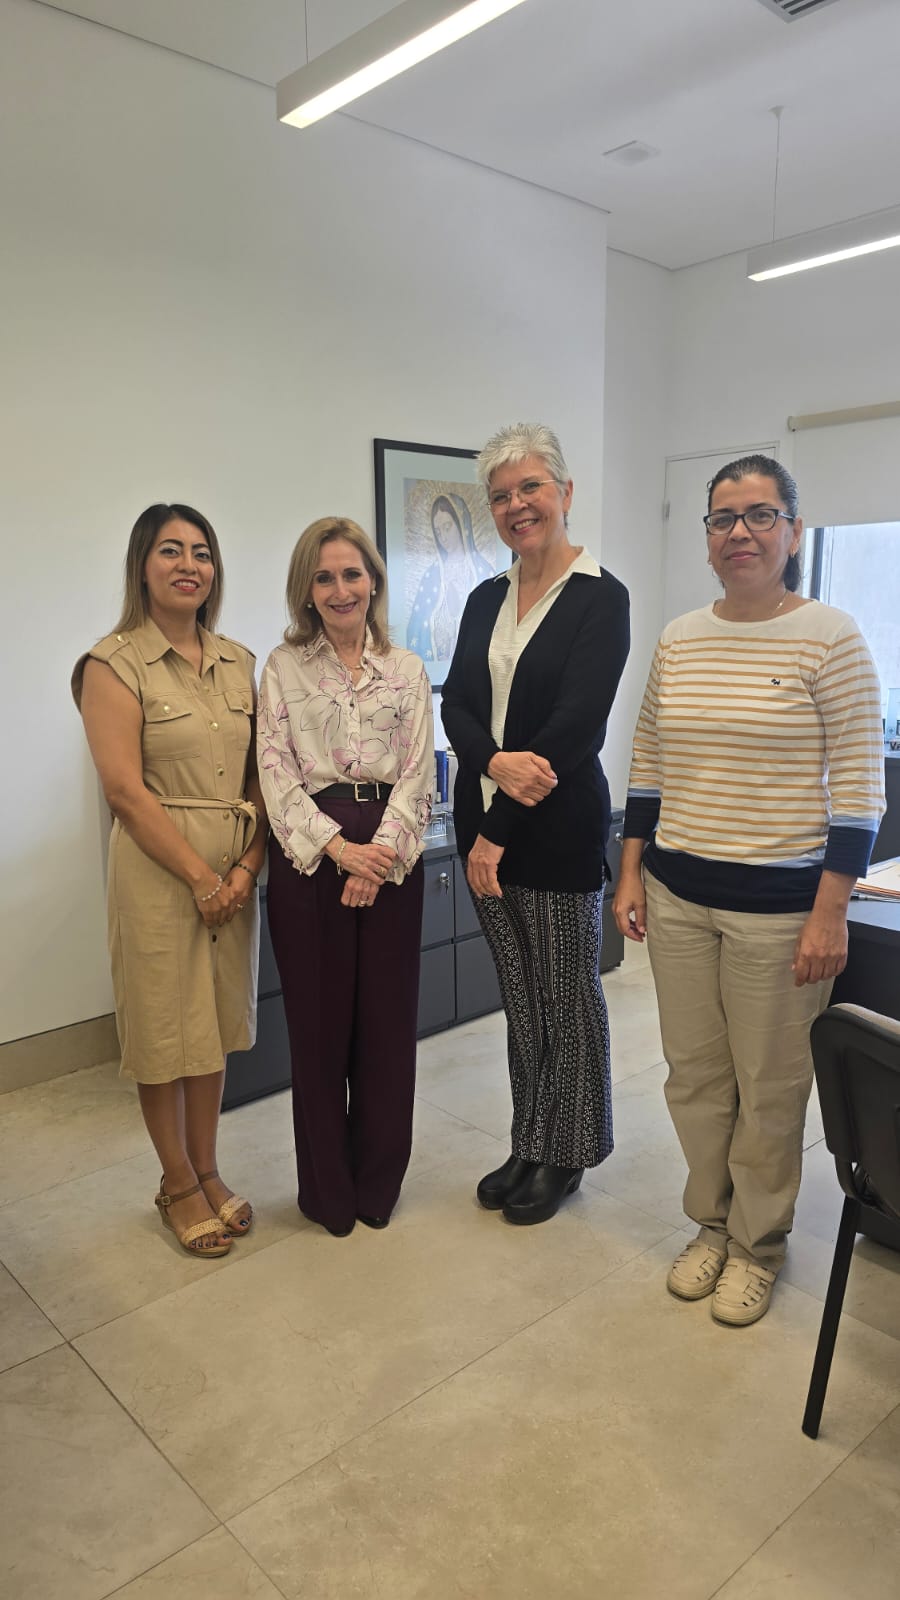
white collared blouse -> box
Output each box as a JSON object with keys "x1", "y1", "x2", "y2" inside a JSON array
[
  {"x1": 257, "y1": 630, "x2": 434, "y2": 882},
  {"x1": 480, "y1": 547, "x2": 603, "y2": 811}
]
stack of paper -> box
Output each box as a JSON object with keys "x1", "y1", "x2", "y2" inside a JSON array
[{"x1": 855, "y1": 857, "x2": 900, "y2": 900}]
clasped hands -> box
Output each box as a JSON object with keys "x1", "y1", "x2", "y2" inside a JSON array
[
  {"x1": 467, "y1": 750, "x2": 558, "y2": 899},
  {"x1": 194, "y1": 865, "x2": 256, "y2": 928},
  {"x1": 331, "y1": 838, "x2": 397, "y2": 909},
  {"x1": 488, "y1": 750, "x2": 557, "y2": 807}
]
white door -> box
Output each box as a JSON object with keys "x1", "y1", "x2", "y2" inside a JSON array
[{"x1": 662, "y1": 445, "x2": 779, "y2": 625}]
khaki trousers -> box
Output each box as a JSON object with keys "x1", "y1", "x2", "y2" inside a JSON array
[{"x1": 644, "y1": 874, "x2": 832, "y2": 1270}]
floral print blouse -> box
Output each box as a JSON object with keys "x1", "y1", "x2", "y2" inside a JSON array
[{"x1": 257, "y1": 631, "x2": 434, "y2": 882}]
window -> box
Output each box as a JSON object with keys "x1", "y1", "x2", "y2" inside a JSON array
[{"x1": 809, "y1": 523, "x2": 900, "y2": 744}]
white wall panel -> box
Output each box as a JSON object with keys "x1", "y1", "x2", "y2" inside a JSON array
[
  {"x1": 792, "y1": 418, "x2": 900, "y2": 529},
  {"x1": 0, "y1": 0, "x2": 608, "y2": 1042}
]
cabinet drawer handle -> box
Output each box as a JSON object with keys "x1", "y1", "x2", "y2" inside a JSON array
[{"x1": 438, "y1": 871, "x2": 451, "y2": 893}]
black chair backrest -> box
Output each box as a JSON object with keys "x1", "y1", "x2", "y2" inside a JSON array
[{"x1": 811, "y1": 1004, "x2": 900, "y2": 1223}]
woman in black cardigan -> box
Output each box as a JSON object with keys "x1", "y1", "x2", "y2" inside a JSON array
[{"x1": 442, "y1": 423, "x2": 630, "y2": 1224}]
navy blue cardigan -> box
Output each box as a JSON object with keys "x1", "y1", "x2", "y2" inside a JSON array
[{"x1": 441, "y1": 566, "x2": 630, "y2": 892}]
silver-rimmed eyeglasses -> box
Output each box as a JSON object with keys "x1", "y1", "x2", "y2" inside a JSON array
[
  {"x1": 703, "y1": 505, "x2": 793, "y2": 536},
  {"x1": 488, "y1": 478, "x2": 556, "y2": 510}
]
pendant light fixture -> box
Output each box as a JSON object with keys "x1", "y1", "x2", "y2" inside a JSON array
[
  {"x1": 748, "y1": 105, "x2": 900, "y2": 281},
  {"x1": 277, "y1": 0, "x2": 530, "y2": 131},
  {"x1": 748, "y1": 207, "x2": 900, "y2": 281}
]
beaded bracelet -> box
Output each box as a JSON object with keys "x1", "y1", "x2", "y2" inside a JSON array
[
  {"x1": 232, "y1": 862, "x2": 258, "y2": 883},
  {"x1": 194, "y1": 874, "x2": 223, "y2": 903},
  {"x1": 335, "y1": 838, "x2": 348, "y2": 876}
]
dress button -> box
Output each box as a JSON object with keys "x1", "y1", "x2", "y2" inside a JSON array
[
  {"x1": 211, "y1": 721, "x2": 218, "y2": 730},
  {"x1": 116, "y1": 633, "x2": 125, "y2": 642},
  {"x1": 211, "y1": 933, "x2": 217, "y2": 943},
  {"x1": 163, "y1": 704, "x2": 170, "y2": 713},
  {"x1": 221, "y1": 853, "x2": 229, "y2": 863},
  {"x1": 217, "y1": 767, "x2": 224, "y2": 777}
]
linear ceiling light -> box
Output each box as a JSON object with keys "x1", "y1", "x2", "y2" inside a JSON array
[
  {"x1": 277, "y1": 0, "x2": 529, "y2": 130},
  {"x1": 748, "y1": 205, "x2": 900, "y2": 281}
]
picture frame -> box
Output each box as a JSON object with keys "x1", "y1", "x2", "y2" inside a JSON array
[{"x1": 374, "y1": 437, "x2": 508, "y2": 690}]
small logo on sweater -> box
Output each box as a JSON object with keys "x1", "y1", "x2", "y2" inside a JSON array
[{"x1": 771, "y1": 678, "x2": 781, "y2": 685}]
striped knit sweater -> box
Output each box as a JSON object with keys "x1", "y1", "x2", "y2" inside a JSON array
[{"x1": 623, "y1": 601, "x2": 886, "y2": 913}]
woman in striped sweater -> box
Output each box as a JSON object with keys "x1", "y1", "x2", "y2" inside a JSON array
[{"x1": 613, "y1": 456, "x2": 885, "y2": 1326}]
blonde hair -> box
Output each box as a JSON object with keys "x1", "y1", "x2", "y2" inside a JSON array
[
  {"x1": 114, "y1": 503, "x2": 224, "y2": 634},
  {"x1": 284, "y1": 518, "x2": 390, "y2": 651}
]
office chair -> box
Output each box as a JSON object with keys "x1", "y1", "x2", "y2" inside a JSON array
[{"x1": 802, "y1": 1003, "x2": 900, "y2": 1439}]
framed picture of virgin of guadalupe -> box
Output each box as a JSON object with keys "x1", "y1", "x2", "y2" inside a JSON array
[{"x1": 374, "y1": 438, "x2": 508, "y2": 690}]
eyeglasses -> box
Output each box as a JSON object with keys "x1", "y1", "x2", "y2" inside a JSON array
[
  {"x1": 703, "y1": 505, "x2": 793, "y2": 536},
  {"x1": 488, "y1": 478, "x2": 556, "y2": 510}
]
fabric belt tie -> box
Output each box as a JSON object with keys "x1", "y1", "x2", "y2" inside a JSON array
[
  {"x1": 162, "y1": 795, "x2": 257, "y2": 822},
  {"x1": 161, "y1": 795, "x2": 258, "y2": 852},
  {"x1": 314, "y1": 782, "x2": 391, "y2": 802}
]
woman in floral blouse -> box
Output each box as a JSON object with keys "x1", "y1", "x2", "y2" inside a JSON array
[{"x1": 258, "y1": 518, "x2": 433, "y2": 1236}]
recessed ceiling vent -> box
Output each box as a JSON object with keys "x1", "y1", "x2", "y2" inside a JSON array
[
  {"x1": 754, "y1": 0, "x2": 842, "y2": 20},
  {"x1": 603, "y1": 140, "x2": 660, "y2": 166}
]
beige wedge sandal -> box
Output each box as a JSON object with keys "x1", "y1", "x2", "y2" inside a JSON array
[
  {"x1": 196, "y1": 1170, "x2": 253, "y2": 1235},
  {"x1": 155, "y1": 1179, "x2": 233, "y2": 1256}
]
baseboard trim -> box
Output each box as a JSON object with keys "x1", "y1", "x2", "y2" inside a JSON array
[{"x1": 0, "y1": 1013, "x2": 119, "y2": 1096}]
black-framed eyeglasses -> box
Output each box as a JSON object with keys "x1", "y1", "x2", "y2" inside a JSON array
[
  {"x1": 488, "y1": 478, "x2": 556, "y2": 510},
  {"x1": 703, "y1": 505, "x2": 793, "y2": 536}
]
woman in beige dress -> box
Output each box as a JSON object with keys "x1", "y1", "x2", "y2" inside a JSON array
[{"x1": 73, "y1": 504, "x2": 267, "y2": 1257}]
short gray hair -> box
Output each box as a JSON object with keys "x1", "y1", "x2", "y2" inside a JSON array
[{"x1": 476, "y1": 423, "x2": 570, "y2": 493}]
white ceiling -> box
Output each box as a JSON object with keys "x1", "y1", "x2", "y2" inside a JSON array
[{"x1": 35, "y1": 0, "x2": 900, "y2": 268}]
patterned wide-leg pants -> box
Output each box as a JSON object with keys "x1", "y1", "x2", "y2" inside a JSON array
[{"x1": 474, "y1": 884, "x2": 613, "y2": 1169}]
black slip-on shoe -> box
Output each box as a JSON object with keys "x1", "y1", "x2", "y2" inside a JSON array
[{"x1": 502, "y1": 1164, "x2": 584, "y2": 1225}]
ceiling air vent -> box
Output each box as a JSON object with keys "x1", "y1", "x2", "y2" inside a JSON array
[{"x1": 754, "y1": 0, "x2": 842, "y2": 19}]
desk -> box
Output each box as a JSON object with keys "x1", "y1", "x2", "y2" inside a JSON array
[
  {"x1": 830, "y1": 896, "x2": 900, "y2": 1248},
  {"x1": 833, "y1": 898, "x2": 900, "y2": 1023}
]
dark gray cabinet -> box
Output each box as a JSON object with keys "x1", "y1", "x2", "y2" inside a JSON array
[
  {"x1": 415, "y1": 827, "x2": 502, "y2": 1037},
  {"x1": 420, "y1": 855, "x2": 455, "y2": 948},
  {"x1": 224, "y1": 814, "x2": 625, "y2": 1109},
  {"x1": 414, "y1": 815, "x2": 625, "y2": 1034},
  {"x1": 222, "y1": 893, "x2": 287, "y2": 1110},
  {"x1": 223, "y1": 826, "x2": 503, "y2": 1108},
  {"x1": 416, "y1": 944, "x2": 456, "y2": 1035}
]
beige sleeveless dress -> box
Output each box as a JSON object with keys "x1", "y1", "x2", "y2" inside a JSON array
[{"x1": 72, "y1": 617, "x2": 260, "y2": 1083}]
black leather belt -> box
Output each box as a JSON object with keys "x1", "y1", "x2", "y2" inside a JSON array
[{"x1": 314, "y1": 782, "x2": 391, "y2": 802}]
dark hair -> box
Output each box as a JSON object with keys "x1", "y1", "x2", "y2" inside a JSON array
[
  {"x1": 707, "y1": 455, "x2": 801, "y2": 591},
  {"x1": 114, "y1": 503, "x2": 224, "y2": 632}
]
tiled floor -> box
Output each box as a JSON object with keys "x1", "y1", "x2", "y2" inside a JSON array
[{"x1": 2, "y1": 944, "x2": 899, "y2": 1600}]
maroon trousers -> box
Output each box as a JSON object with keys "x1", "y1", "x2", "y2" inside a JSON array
[{"x1": 266, "y1": 797, "x2": 424, "y2": 1234}]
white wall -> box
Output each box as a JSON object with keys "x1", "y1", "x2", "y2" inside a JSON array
[
  {"x1": 14, "y1": 6, "x2": 893, "y2": 1046},
  {"x1": 1, "y1": 0, "x2": 610, "y2": 1043},
  {"x1": 601, "y1": 250, "x2": 672, "y2": 797},
  {"x1": 600, "y1": 239, "x2": 900, "y2": 789},
  {"x1": 665, "y1": 248, "x2": 900, "y2": 577}
]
